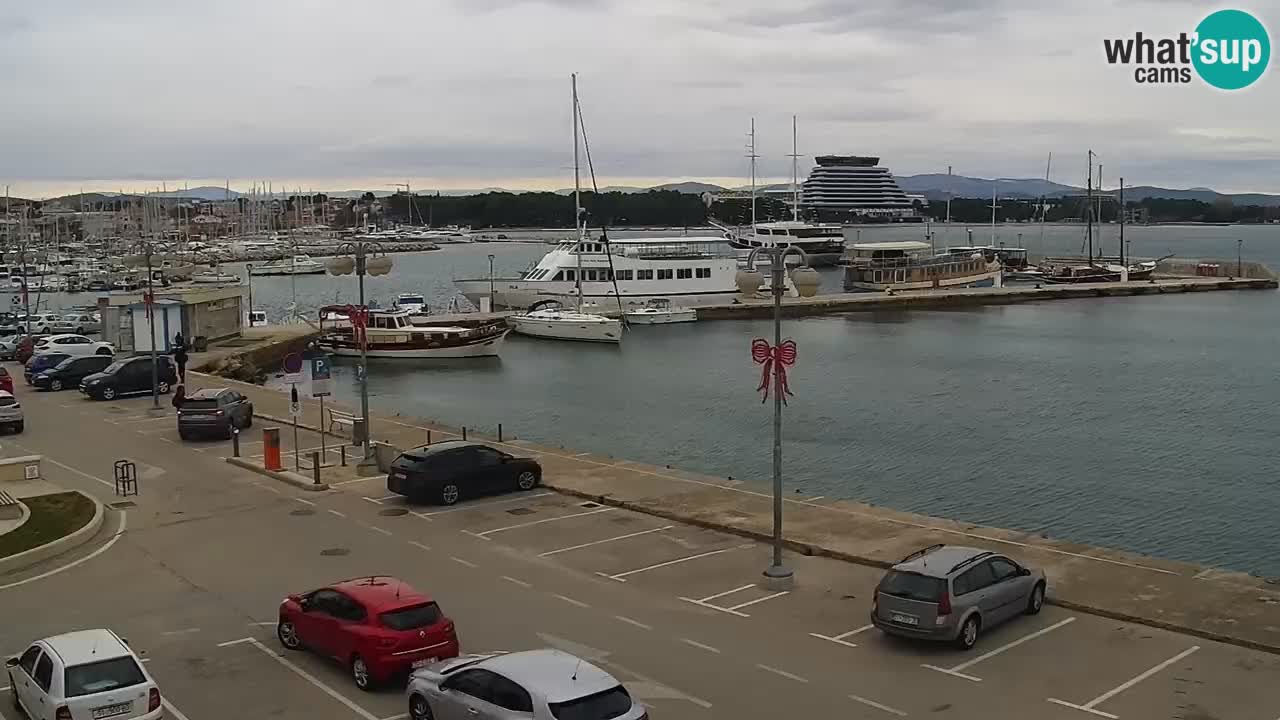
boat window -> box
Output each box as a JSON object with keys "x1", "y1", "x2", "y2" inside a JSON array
[
  {"x1": 616, "y1": 270, "x2": 633, "y2": 281},
  {"x1": 657, "y1": 269, "x2": 673, "y2": 280},
  {"x1": 551, "y1": 271, "x2": 563, "y2": 281},
  {"x1": 676, "y1": 268, "x2": 692, "y2": 279},
  {"x1": 696, "y1": 268, "x2": 711, "y2": 279},
  {"x1": 637, "y1": 269, "x2": 653, "y2": 280},
  {"x1": 565, "y1": 269, "x2": 576, "y2": 281}
]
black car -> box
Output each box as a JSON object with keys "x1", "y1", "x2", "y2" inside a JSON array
[
  {"x1": 31, "y1": 355, "x2": 113, "y2": 391},
  {"x1": 386, "y1": 440, "x2": 542, "y2": 505},
  {"x1": 24, "y1": 353, "x2": 71, "y2": 385},
  {"x1": 177, "y1": 387, "x2": 254, "y2": 439},
  {"x1": 80, "y1": 355, "x2": 178, "y2": 401}
]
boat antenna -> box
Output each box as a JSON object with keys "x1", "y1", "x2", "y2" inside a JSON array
[
  {"x1": 574, "y1": 76, "x2": 628, "y2": 324},
  {"x1": 571, "y1": 655, "x2": 583, "y2": 681}
]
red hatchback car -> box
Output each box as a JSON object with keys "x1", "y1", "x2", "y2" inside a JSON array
[{"x1": 277, "y1": 576, "x2": 459, "y2": 690}]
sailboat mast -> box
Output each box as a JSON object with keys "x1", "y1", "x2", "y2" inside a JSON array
[
  {"x1": 748, "y1": 118, "x2": 757, "y2": 231},
  {"x1": 1119, "y1": 178, "x2": 1125, "y2": 266},
  {"x1": 1086, "y1": 150, "x2": 1094, "y2": 264},
  {"x1": 945, "y1": 165, "x2": 952, "y2": 225},
  {"x1": 1038, "y1": 152, "x2": 1052, "y2": 259},
  {"x1": 790, "y1": 115, "x2": 799, "y2": 222},
  {"x1": 572, "y1": 73, "x2": 583, "y2": 312},
  {"x1": 990, "y1": 185, "x2": 998, "y2": 245}
]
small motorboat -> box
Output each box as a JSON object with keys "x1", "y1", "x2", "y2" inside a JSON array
[
  {"x1": 623, "y1": 298, "x2": 696, "y2": 325},
  {"x1": 193, "y1": 270, "x2": 241, "y2": 284}
]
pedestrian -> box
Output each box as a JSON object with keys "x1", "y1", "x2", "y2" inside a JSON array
[
  {"x1": 172, "y1": 383, "x2": 185, "y2": 410},
  {"x1": 173, "y1": 331, "x2": 188, "y2": 383}
]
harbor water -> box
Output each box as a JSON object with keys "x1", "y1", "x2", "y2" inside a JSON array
[{"x1": 27, "y1": 223, "x2": 1280, "y2": 577}]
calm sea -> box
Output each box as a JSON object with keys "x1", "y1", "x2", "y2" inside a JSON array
[{"x1": 54, "y1": 223, "x2": 1280, "y2": 576}]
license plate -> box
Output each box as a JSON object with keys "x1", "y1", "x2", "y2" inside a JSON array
[
  {"x1": 92, "y1": 702, "x2": 132, "y2": 719},
  {"x1": 891, "y1": 613, "x2": 919, "y2": 626},
  {"x1": 393, "y1": 472, "x2": 407, "y2": 479},
  {"x1": 411, "y1": 657, "x2": 435, "y2": 669}
]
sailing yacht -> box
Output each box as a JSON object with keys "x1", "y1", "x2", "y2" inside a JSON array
[{"x1": 508, "y1": 74, "x2": 623, "y2": 344}]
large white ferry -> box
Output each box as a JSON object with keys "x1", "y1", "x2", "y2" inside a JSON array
[{"x1": 454, "y1": 234, "x2": 749, "y2": 310}]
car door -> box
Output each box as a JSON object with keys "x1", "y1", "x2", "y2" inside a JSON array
[
  {"x1": 81, "y1": 356, "x2": 111, "y2": 381},
  {"x1": 327, "y1": 592, "x2": 369, "y2": 663},
  {"x1": 986, "y1": 556, "x2": 1031, "y2": 623},
  {"x1": 30, "y1": 648, "x2": 56, "y2": 719},
  {"x1": 468, "y1": 447, "x2": 513, "y2": 494},
  {"x1": 11, "y1": 645, "x2": 42, "y2": 715},
  {"x1": 295, "y1": 589, "x2": 345, "y2": 657},
  {"x1": 437, "y1": 668, "x2": 508, "y2": 720},
  {"x1": 955, "y1": 562, "x2": 1001, "y2": 626},
  {"x1": 122, "y1": 358, "x2": 150, "y2": 393}
]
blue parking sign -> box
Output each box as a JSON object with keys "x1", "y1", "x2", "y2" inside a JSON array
[{"x1": 310, "y1": 356, "x2": 332, "y2": 397}]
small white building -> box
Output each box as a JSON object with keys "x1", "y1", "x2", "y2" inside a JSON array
[{"x1": 98, "y1": 285, "x2": 244, "y2": 354}]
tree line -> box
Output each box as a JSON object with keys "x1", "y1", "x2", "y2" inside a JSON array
[{"x1": 926, "y1": 197, "x2": 1280, "y2": 225}]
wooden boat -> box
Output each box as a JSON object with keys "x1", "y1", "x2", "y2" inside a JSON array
[{"x1": 318, "y1": 306, "x2": 508, "y2": 358}]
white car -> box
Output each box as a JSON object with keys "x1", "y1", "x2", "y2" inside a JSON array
[
  {"x1": 34, "y1": 334, "x2": 114, "y2": 357},
  {"x1": 0, "y1": 390, "x2": 22, "y2": 433},
  {"x1": 18, "y1": 313, "x2": 62, "y2": 334},
  {"x1": 52, "y1": 314, "x2": 100, "y2": 335},
  {"x1": 6, "y1": 629, "x2": 164, "y2": 720}
]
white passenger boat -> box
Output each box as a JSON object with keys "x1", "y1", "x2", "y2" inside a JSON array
[
  {"x1": 393, "y1": 292, "x2": 428, "y2": 315},
  {"x1": 249, "y1": 254, "x2": 326, "y2": 276},
  {"x1": 842, "y1": 241, "x2": 1002, "y2": 292},
  {"x1": 318, "y1": 306, "x2": 508, "y2": 358},
  {"x1": 623, "y1": 298, "x2": 696, "y2": 325}
]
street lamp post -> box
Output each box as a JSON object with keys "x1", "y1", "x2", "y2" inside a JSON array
[
  {"x1": 326, "y1": 241, "x2": 392, "y2": 459},
  {"x1": 745, "y1": 245, "x2": 806, "y2": 589},
  {"x1": 487, "y1": 254, "x2": 495, "y2": 310}
]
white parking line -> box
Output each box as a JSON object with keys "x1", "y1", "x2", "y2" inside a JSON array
[
  {"x1": 599, "y1": 547, "x2": 737, "y2": 582},
  {"x1": 695, "y1": 584, "x2": 755, "y2": 604},
  {"x1": 361, "y1": 496, "x2": 383, "y2": 505},
  {"x1": 294, "y1": 498, "x2": 316, "y2": 507},
  {"x1": 1047, "y1": 646, "x2": 1200, "y2": 719},
  {"x1": 414, "y1": 492, "x2": 554, "y2": 517},
  {"x1": 451, "y1": 557, "x2": 478, "y2": 568},
  {"x1": 538, "y1": 525, "x2": 674, "y2": 557},
  {"x1": 554, "y1": 594, "x2": 591, "y2": 609},
  {"x1": 409, "y1": 541, "x2": 432, "y2": 552},
  {"x1": 679, "y1": 638, "x2": 721, "y2": 654},
  {"x1": 680, "y1": 597, "x2": 749, "y2": 617},
  {"x1": 613, "y1": 616, "x2": 653, "y2": 631},
  {"x1": 330, "y1": 476, "x2": 378, "y2": 486},
  {"x1": 924, "y1": 617, "x2": 1075, "y2": 682},
  {"x1": 473, "y1": 507, "x2": 612, "y2": 537},
  {"x1": 368, "y1": 526, "x2": 393, "y2": 536},
  {"x1": 803, "y1": 495, "x2": 825, "y2": 502},
  {"x1": 679, "y1": 583, "x2": 788, "y2": 616},
  {"x1": 223, "y1": 637, "x2": 380, "y2": 720},
  {"x1": 501, "y1": 576, "x2": 532, "y2": 588},
  {"x1": 756, "y1": 664, "x2": 808, "y2": 683},
  {"x1": 724, "y1": 590, "x2": 789, "y2": 612},
  {"x1": 328, "y1": 509, "x2": 346, "y2": 518},
  {"x1": 809, "y1": 624, "x2": 874, "y2": 649},
  {"x1": 849, "y1": 693, "x2": 908, "y2": 717}
]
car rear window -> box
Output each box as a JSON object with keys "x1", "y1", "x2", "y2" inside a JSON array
[
  {"x1": 392, "y1": 453, "x2": 429, "y2": 469},
  {"x1": 548, "y1": 685, "x2": 633, "y2": 720},
  {"x1": 182, "y1": 399, "x2": 219, "y2": 410},
  {"x1": 878, "y1": 571, "x2": 946, "y2": 602},
  {"x1": 380, "y1": 602, "x2": 442, "y2": 630},
  {"x1": 63, "y1": 656, "x2": 147, "y2": 698}
]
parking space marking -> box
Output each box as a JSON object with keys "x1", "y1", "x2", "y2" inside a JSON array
[
  {"x1": 473, "y1": 507, "x2": 612, "y2": 537},
  {"x1": 924, "y1": 616, "x2": 1075, "y2": 682},
  {"x1": 724, "y1": 590, "x2": 789, "y2": 612},
  {"x1": 538, "y1": 525, "x2": 674, "y2": 557},
  {"x1": 502, "y1": 576, "x2": 532, "y2": 588},
  {"x1": 694, "y1": 584, "x2": 755, "y2": 604},
  {"x1": 803, "y1": 495, "x2": 825, "y2": 502},
  {"x1": 809, "y1": 624, "x2": 874, "y2": 649},
  {"x1": 1047, "y1": 645, "x2": 1200, "y2": 719},
  {"x1": 614, "y1": 616, "x2": 653, "y2": 631},
  {"x1": 409, "y1": 541, "x2": 432, "y2": 552},
  {"x1": 679, "y1": 583, "x2": 788, "y2": 616},
  {"x1": 328, "y1": 509, "x2": 346, "y2": 518},
  {"x1": 554, "y1": 594, "x2": 591, "y2": 609},
  {"x1": 756, "y1": 664, "x2": 808, "y2": 683},
  {"x1": 679, "y1": 638, "x2": 721, "y2": 654},
  {"x1": 412, "y1": 492, "x2": 554, "y2": 518},
  {"x1": 331, "y1": 476, "x2": 379, "y2": 486},
  {"x1": 361, "y1": 496, "x2": 384, "y2": 505},
  {"x1": 161, "y1": 628, "x2": 201, "y2": 636},
  {"x1": 849, "y1": 693, "x2": 908, "y2": 717},
  {"x1": 368, "y1": 526, "x2": 393, "y2": 536},
  {"x1": 226, "y1": 637, "x2": 380, "y2": 720},
  {"x1": 294, "y1": 498, "x2": 316, "y2": 507},
  {"x1": 599, "y1": 547, "x2": 737, "y2": 582},
  {"x1": 451, "y1": 557, "x2": 478, "y2": 568}
]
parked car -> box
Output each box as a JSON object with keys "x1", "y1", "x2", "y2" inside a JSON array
[
  {"x1": 386, "y1": 441, "x2": 542, "y2": 506},
  {"x1": 0, "y1": 366, "x2": 12, "y2": 394},
  {"x1": 277, "y1": 576, "x2": 460, "y2": 691},
  {"x1": 870, "y1": 544, "x2": 1046, "y2": 650},
  {"x1": 6, "y1": 628, "x2": 163, "y2": 720},
  {"x1": 18, "y1": 313, "x2": 62, "y2": 334},
  {"x1": 32, "y1": 354, "x2": 113, "y2": 391},
  {"x1": 81, "y1": 355, "x2": 177, "y2": 401},
  {"x1": 0, "y1": 391, "x2": 23, "y2": 433},
  {"x1": 407, "y1": 650, "x2": 647, "y2": 720},
  {"x1": 8, "y1": 335, "x2": 36, "y2": 364},
  {"x1": 33, "y1": 333, "x2": 114, "y2": 357},
  {"x1": 177, "y1": 387, "x2": 254, "y2": 439},
  {"x1": 24, "y1": 352, "x2": 71, "y2": 385},
  {"x1": 52, "y1": 313, "x2": 101, "y2": 335}
]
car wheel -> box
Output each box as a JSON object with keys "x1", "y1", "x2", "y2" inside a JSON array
[
  {"x1": 101, "y1": 386, "x2": 116, "y2": 400},
  {"x1": 409, "y1": 694, "x2": 433, "y2": 720},
  {"x1": 95, "y1": 347, "x2": 111, "y2": 356},
  {"x1": 179, "y1": 430, "x2": 190, "y2": 441},
  {"x1": 351, "y1": 654, "x2": 374, "y2": 691},
  {"x1": 956, "y1": 615, "x2": 980, "y2": 650},
  {"x1": 157, "y1": 380, "x2": 171, "y2": 394},
  {"x1": 277, "y1": 620, "x2": 303, "y2": 650},
  {"x1": 1026, "y1": 582, "x2": 1045, "y2": 615},
  {"x1": 440, "y1": 484, "x2": 460, "y2": 505},
  {"x1": 516, "y1": 470, "x2": 538, "y2": 491},
  {"x1": 50, "y1": 378, "x2": 62, "y2": 391}
]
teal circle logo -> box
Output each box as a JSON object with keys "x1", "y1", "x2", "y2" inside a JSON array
[{"x1": 1192, "y1": 9, "x2": 1270, "y2": 90}]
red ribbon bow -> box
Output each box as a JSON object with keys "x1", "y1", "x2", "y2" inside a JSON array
[{"x1": 751, "y1": 337, "x2": 797, "y2": 404}]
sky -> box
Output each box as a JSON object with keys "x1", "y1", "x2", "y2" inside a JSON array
[{"x1": 2, "y1": 0, "x2": 1278, "y2": 198}]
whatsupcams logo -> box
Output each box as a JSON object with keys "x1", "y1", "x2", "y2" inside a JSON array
[{"x1": 1104, "y1": 9, "x2": 1270, "y2": 89}]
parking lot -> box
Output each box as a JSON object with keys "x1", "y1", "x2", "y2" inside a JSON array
[{"x1": 2, "y1": 385, "x2": 1279, "y2": 720}]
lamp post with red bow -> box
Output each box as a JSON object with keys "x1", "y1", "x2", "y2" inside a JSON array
[
  {"x1": 745, "y1": 245, "x2": 807, "y2": 589},
  {"x1": 325, "y1": 239, "x2": 393, "y2": 458}
]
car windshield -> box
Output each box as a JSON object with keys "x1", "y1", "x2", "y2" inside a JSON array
[
  {"x1": 102, "y1": 360, "x2": 128, "y2": 373},
  {"x1": 63, "y1": 656, "x2": 147, "y2": 697},
  {"x1": 54, "y1": 357, "x2": 78, "y2": 370},
  {"x1": 548, "y1": 685, "x2": 633, "y2": 720},
  {"x1": 379, "y1": 602, "x2": 442, "y2": 630},
  {"x1": 878, "y1": 571, "x2": 946, "y2": 602}
]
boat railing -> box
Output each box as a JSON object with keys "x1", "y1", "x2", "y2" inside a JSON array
[{"x1": 844, "y1": 253, "x2": 986, "y2": 270}]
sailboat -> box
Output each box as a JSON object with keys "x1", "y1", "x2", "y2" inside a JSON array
[{"x1": 508, "y1": 74, "x2": 624, "y2": 344}]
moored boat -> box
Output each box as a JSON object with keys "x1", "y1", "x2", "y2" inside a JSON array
[
  {"x1": 509, "y1": 300, "x2": 622, "y2": 343},
  {"x1": 250, "y1": 254, "x2": 326, "y2": 276},
  {"x1": 623, "y1": 298, "x2": 696, "y2": 325},
  {"x1": 843, "y1": 241, "x2": 1002, "y2": 292},
  {"x1": 318, "y1": 306, "x2": 508, "y2": 358}
]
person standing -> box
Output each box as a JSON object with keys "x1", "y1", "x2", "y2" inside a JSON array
[{"x1": 173, "y1": 331, "x2": 188, "y2": 383}]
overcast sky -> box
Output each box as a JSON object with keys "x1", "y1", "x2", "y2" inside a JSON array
[{"x1": 3, "y1": 0, "x2": 1278, "y2": 198}]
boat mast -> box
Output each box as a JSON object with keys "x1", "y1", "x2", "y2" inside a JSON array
[
  {"x1": 989, "y1": 185, "x2": 999, "y2": 245},
  {"x1": 1038, "y1": 152, "x2": 1051, "y2": 260},
  {"x1": 1086, "y1": 150, "x2": 1094, "y2": 264},
  {"x1": 748, "y1": 117, "x2": 758, "y2": 232},
  {"x1": 1119, "y1": 177, "x2": 1125, "y2": 266},
  {"x1": 789, "y1": 115, "x2": 800, "y2": 222},
  {"x1": 572, "y1": 72, "x2": 583, "y2": 312}
]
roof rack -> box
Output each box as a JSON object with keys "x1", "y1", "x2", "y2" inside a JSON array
[
  {"x1": 948, "y1": 551, "x2": 994, "y2": 575},
  {"x1": 899, "y1": 543, "x2": 945, "y2": 564}
]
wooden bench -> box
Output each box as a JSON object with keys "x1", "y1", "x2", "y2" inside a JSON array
[{"x1": 326, "y1": 408, "x2": 361, "y2": 437}]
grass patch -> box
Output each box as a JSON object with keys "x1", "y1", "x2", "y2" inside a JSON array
[{"x1": 0, "y1": 492, "x2": 96, "y2": 559}]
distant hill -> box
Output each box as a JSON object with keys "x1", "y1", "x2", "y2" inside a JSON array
[
  {"x1": 150, "y1": 186, "x2": 241, "y2": 201},
  {"x1": 895, "y1": 174, "x2": 1280, "y2": 206}
]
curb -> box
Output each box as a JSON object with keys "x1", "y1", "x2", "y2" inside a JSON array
[
  {"x1": 0, "y1": 491, "x2": 104, "y2": 576},
  {"x1": 545, "y1": 484, "x2": 1280, "y2": 657},
  {"x1": 226, "y1": 456, "x2": 329, "y2": 491}
]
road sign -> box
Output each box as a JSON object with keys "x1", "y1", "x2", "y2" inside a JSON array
[
  {"x1": 289, "y1": 385, "x2": 301, "y2": 417},
  {"x1": 310, "y1": 355, "x2": 332, "y2": 398},
  {"x1": 283, "y1": 353, "x2": 304, "y2": 385}
]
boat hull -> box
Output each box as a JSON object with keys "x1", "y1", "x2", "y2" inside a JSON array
[
  {"x1": 455, "y1": 279, "x2": 738, "y2": 311},
  {"x1": 249, "y1": 267, "x2": 326, "y2": 277},
  {"x1": 624, "y1": 309, "x2": 697, "y2": 324},
  {"x1": 510, "y1": 316, "x2": 622, "y2": 343},
  {"x1": 322, "y1": 331, "x2": 508, "y2": 358}
]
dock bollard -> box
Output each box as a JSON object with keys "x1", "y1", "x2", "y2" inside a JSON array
[
  {"x1": 427, "y1": 430, "x2": 432, "y2": 445},
  {"x1": 311, "y1": 452, "x2": 321, "y2": 486},
  {"x1": 340, "y1": 445, "x2": 347, "y2": 467},
  {"x1": 462, "y1": 426, "x2": 467, "y2": 441},
  {"x1": 232, "y1": 427, "x2": 240, "y2": 458},
  {"x1": 498, "y1": 423, "x2": 503, "y2": 442}
]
